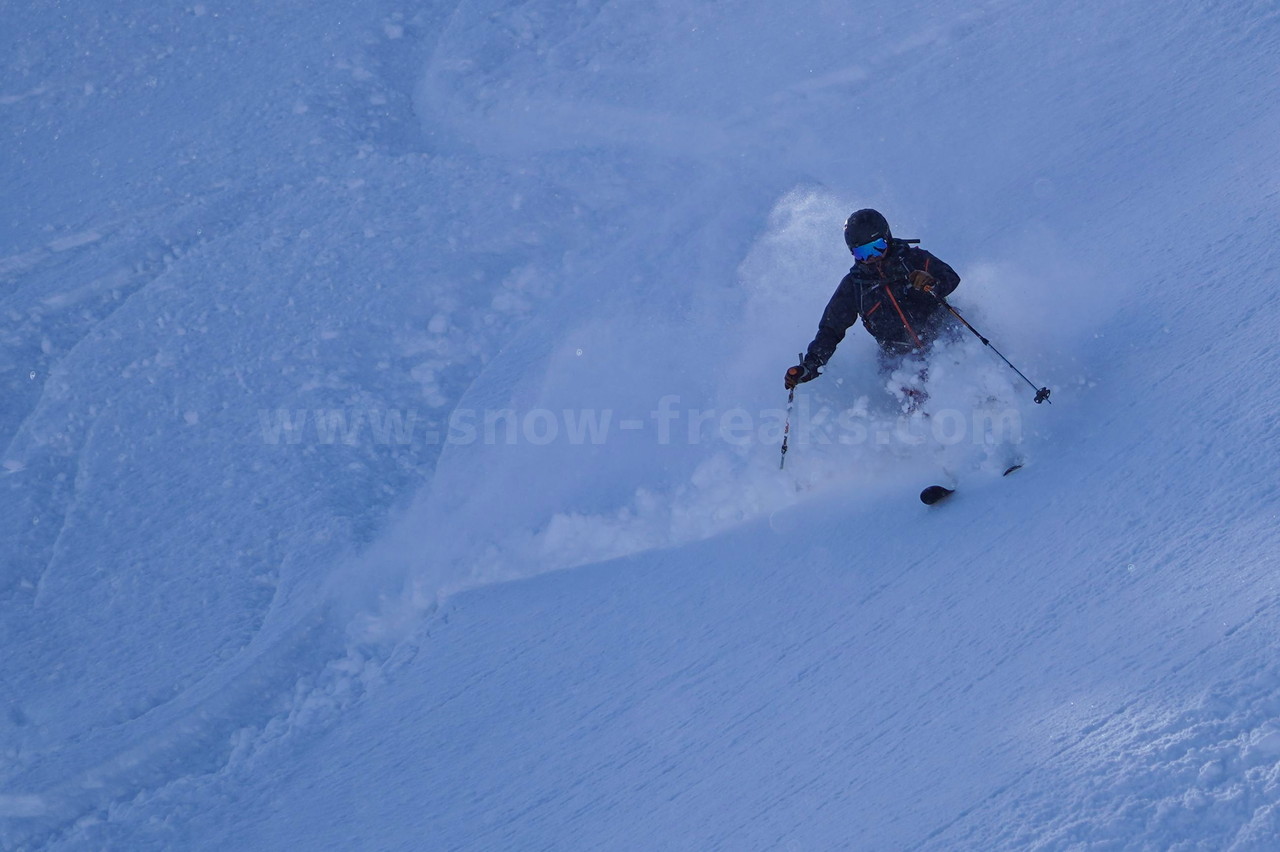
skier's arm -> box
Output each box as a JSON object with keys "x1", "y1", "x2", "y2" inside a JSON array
[{"x1": 804, "y1": 274, "x2": 860, "y2": 370}]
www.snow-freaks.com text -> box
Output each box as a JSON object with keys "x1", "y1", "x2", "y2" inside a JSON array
[{"x1": 258, "y1": 395, "x2": 1022, "y2": 448}]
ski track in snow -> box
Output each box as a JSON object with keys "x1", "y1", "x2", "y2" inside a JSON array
[{"x1": 2, "y1": 0, "x2": 1280, "y2": 849}]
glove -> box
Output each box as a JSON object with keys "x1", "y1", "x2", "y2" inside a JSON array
[
  {"x1": 908, "y1": 269, "x2": 937, "y2": 292},
  {"x1": 784, "y1": 362, "x2": 819, "y2": 390}
]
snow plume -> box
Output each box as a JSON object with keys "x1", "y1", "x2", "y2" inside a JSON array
[
  {"x1": 724, "y1": 187, "x2": 865, "y2": 407},
  {"x1": 336, "y1": 189, "x2": 857, "y2": 635}
]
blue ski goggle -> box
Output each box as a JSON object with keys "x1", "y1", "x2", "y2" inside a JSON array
[{"x1": 852, "y1": 237, "x2": 888, "y2": 262}]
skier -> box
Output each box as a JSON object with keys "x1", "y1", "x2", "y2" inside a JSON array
[{"x1": 784, "y1": 209, "x2": 961, "y2": 406}]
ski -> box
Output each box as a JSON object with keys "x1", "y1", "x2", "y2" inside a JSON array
[{"x1": 920, "y1": 485, "x2": 954, "y2": 505}]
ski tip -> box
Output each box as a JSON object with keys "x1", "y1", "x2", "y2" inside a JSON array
[{"x1": 920, "y1": 485, "x2": 955, "y2": 505}]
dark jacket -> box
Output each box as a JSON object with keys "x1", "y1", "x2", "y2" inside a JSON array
[{"x1": 804, "y1": 242, "x2": 960, "y2": 369}]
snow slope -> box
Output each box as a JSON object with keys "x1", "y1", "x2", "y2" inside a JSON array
[{"x1": 2, "y1": 0, "x2": 1279, "y2": 849}]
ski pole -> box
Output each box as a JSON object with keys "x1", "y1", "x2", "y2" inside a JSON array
[
  {"x1": 932, "y1": 295, "x2": 1052, "y2": 404},
  {"x1": 780, "y1": 386, "x2": 795, "y2": 469},
  {"x1": 779, "y1": 352, "x2": 802, "y2": 469}
]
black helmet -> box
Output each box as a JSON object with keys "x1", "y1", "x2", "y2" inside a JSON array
[{"x1": 843, "y1": 209, "x2": 891, "y2": 254}]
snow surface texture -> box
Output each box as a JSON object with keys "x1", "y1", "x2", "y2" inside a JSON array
[{"x1": 2, "y1": 0, "x2": 1279, "y2": 849}]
